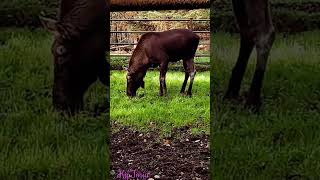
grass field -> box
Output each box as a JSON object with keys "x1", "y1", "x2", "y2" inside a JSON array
[
  {"x1": 110, "y1": 70, "x2": 210, "y2": 136},
  {"x1": 0, "y1": 29, "x2": 108, "y2": 179},
  {"x1": 211, "y1": 31, "x2": 320, "y2": 179}
]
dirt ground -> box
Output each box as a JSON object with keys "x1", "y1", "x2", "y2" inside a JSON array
[{"x1": 110, "y1": 126, "x2": 209, "y2": 180}]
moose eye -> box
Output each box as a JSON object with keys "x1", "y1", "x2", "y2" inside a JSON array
[{"x1": 56, "y1": 45, "x2": 67, "y2": 56}]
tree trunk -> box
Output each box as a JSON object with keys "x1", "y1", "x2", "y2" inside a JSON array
[{"x1": 110, "y1": 0, "x2": 210, "y2": 11}]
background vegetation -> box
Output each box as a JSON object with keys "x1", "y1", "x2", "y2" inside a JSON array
[
  {"x1": 0, "y1": 0, "x2": 57, "y2": 27},
  {"x1": 211, "y1": 0, "x2": 320, "y2": 32},
  {"x1": 2, "y1": 0, "x2": 319, "y2": 32}
]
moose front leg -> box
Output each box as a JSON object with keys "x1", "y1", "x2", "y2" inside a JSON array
[
  {"x1": 159, "y1": 63, "x2": 168, "y2": 96},
  {"x1": 246, "y1": 29, "x2": 275, "y2": 111},
  {"x1": 71, "y1": 96, "x2": 84, "y2": 115}
]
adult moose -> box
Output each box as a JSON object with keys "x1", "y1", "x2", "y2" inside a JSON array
[
  {"x1": 224, "y1": 0, "x2": 275, "y2": 112},
  {"x1": 126, "y1": 29, "x2": 200, "y2": 97},
  {"x1": 40, "y1": 0, "x2": 109, "y2": 114}
]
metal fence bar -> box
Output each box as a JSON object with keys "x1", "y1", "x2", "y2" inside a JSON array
[
  {"x1": 111, "y1": 19, "x2": 210, "y2": 21},
  {"x1": 111, "y1": 31, "x2": 209, "y2": 33}
]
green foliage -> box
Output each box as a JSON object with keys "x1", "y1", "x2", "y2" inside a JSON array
[
  {"x1": 113, "y1": 10, "x2": 210, "y2": 31},
  {"x1": 0, "y1": 29, "x2": 108, "y2": 179},
  {"x1": 110, "y1": 56, "x2": 210, "y2": 71},
  {"x1": 0, "y1": 0, "x2": 58, "y2": 27},
  {"x1": 211, "y1": 0, "x2": 320, "y2": 32},
  {"x1": 211, "y1": 31, "x2": 320, "y2": 179},
  {"x1": 110, "y1": 71, "x2": 210, "y2": 135},
  {"x1": 2, "y1": 0, "x2": 320, "y2": 32},
  {"x1": 140, "y1": 9, "x2": 209, "y2": 19}
]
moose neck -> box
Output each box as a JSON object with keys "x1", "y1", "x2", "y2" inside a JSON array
[
  {"x1": 128, "y1": 48, "x2": 150, "y2": 79},
  {"x1": 128, "y1": 63, "x2": 149, "y2": 80}
]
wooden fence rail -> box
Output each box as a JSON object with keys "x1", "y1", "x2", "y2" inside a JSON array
[
  {"x1": 110, "y1": 18, "x2": 210, "y2": 58},
  {"x1": 111, "y1": 54, "x2": 210, "y2": 57},
  {"x1": 111, "y1": 19, "x2": 210, "y2": 21},
  {"x1": 110, "y1": 43, "x2": 210, "y2": 45},
  {"x1": 111, "y1": 31, "x2": 210, "y2": 33}
]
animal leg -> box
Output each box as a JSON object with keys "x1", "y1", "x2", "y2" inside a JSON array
[
  {"x1": 180, "y1": 61, "x2": 189, "y2": 94},
  {"x1": 97, "y1": 57, "x2": 109, "y2": 86},
  {"x1": 246, "y1": 29, "x2": 275, "y2": 110},
  {"x1": 73, "y1": 97, "x2": 84, "y2": 114},
  {"x1": 224, "y1": 34, "x2": 254, "y2": 100},
  {"x1": 186, "y1": 58, "x2": 196, "y2": 96},
  {"x1": 60, "y1": 92, "x2": 84, "y2": 116},
  {"x1": 159, "y1": 63, "x2": 168, "y2": 96}
]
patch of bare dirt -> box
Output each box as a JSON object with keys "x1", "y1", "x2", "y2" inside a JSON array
[{"x1": 110, "y1": 126, "x2": 209, "y2": 180}]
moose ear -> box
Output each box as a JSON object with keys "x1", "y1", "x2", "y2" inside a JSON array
[{"x1": 39, "y1": 16, "x2": 58, "y2": 34}]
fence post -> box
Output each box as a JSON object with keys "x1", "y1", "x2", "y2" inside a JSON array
[
  {"x1": 115, "y1": 23, "x2": 119, "y2": 51},
  {"x1": 188, "y1": 18, "x2": 194, "y2": 30}
]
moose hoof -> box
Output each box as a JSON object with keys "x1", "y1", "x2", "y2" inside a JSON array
[
  {"x1": 223, "y1": 92, "x2": 239, "y2": 101},
  {"x1": 245, "y1": 97, "x2": 262, "y2": 113}
]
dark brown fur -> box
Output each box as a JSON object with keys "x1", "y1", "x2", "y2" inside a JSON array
[
  {"x1": 41, "y1": 0, "x2": 109, "y2": 114},
  {"x1": 224, "y1": 0, "x2": 275, "y2": 112},
  {"x1": 126, "y1": 29, "x2": 199, "y2": 97}
]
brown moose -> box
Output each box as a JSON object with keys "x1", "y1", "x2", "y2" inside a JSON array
[{"x1": 126, "y1": 29, "x2": 200, "y2": 97}]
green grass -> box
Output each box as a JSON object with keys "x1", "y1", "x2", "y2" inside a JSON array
[
  {"x1": 110, "y1": 70, "x2": 210, "y2": 135},
  {"x1": 110, "y1": 56, "x2": 210, "y2": 71},
  {"x1": 211, "y1": 31, "x2": 320, "y2": 179},
  {"x1": 0, "y1": 28, "x2": 109, "y2": 179},
  {"x1": 110, "y1": 56, "x2": 210, "y2": 64}
]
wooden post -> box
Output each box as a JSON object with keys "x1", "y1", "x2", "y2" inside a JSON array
[{"x1": 188, "y1": 18, "x2": 193, "y2": 30}]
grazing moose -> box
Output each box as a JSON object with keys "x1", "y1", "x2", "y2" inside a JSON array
[
  {"x1": 126, "y1": 29, "x2": 200, "y2": 97},
  {"x1": 224, "y1": 0, "x2": 275, "y2": 112},
  {"x1": 40, "y1": 0, "x2": 109, "y2": 114}
]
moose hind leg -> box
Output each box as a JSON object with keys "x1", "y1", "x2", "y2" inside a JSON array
[
  {"x1": 159, "y1": 63, "x2": 168, "y2": 96},
  {"x1": 185, "y1": 58, "x2": 196, "y2": 96},
  {"x1": 187, "y1": 70, "x2": 196, "y2": 96},
  {"x1": 180, "y1": 61, "x2": 190, "y2": 94},
  {"x1": 246, "y1": 29, "x2": 275, "y2": 110},
  {"x1": 224, "y1": 34, "x2": 254, "y2": 100}
]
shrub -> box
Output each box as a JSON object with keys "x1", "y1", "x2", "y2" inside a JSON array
[{"x1": 0, "y1": 0, "x2": 58, "y2": 27}]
